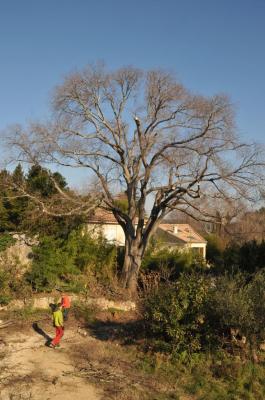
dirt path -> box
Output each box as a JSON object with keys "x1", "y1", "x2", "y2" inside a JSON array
[{"x1": 0, "y1": 327, "x2": 101, "y2": 400}]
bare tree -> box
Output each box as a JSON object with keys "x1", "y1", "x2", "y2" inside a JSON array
[{"x1": 6, "y1": 64, "x2": 265, "y2": 294}]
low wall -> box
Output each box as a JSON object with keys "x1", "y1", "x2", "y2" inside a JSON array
[{"x1": 0, "y1": 295, "x2": 136, "y2": 312}]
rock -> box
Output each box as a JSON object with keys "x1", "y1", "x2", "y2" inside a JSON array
[{"x1": 77, "y1": 327, "x2": 88, "y2": 337}]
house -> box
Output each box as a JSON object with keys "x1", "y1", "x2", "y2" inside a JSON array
[
  {"x1": 87, "y1": 209, "x2": 128, "y2": 246},
  {"x1": 87, "y1": 209, "x2": 207, "y2": 258},
  {"x1": 155, "y1": 223, "x2": 207, "y2": 258}
]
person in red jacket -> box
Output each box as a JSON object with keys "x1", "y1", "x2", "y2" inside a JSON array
[{"x1": 60, "y1": 293, "x2": 71, "y2": 321}]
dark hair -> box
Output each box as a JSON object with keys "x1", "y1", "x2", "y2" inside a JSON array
[{"x1": 49, "y1": 303, "x2": 59, "y2": 312}]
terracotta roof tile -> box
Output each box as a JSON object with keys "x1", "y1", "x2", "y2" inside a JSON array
[
  {"x1": 88, "y1": 209, "x2": 118, "y2": 224},
  {"x1": 158, "y1": 223, "x2": 206, "y2": 244},
  {"x1": 88, "y1": 210, "x2": 206, "y2": 244}
]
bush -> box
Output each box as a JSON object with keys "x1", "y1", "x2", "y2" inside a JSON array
[
  {"x1": 0, "y1": 254, "x2": 31, "y2": 304},
  {"x1": 143, "y1": 272, "x2": 209, "y2": 355},
  {"x1": 26, "y1": 235, "x2": 79, "y2": 291},
  {"x1": 205, "y1": 274, "x2": 250, "y2": 340},
  {"x1": 0, "y1": 233, "x2": 16, "y2": 252},
  {"x1": 205, "y1": 270, "x2": 265, "y2": 355},
  {"x1": 205, "y1": 234, "x2": 225, "y2": 269},
  {"x1": 142, "y1": 247, "x2": 204, "y2": 281},
  {"x1": 223, "y1": 240, "x2": 265, "y2": 274},
  {"x1": 27, "y1": 228, "x2": 117, "y2": 292}
]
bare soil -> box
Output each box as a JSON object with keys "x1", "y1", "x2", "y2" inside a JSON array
[
  {"x1": 0, "y1": 311, "x2": 192, "y2": 400},
  {"x1": 0, "y1": 323, "x2": 101, "y2": 400}
]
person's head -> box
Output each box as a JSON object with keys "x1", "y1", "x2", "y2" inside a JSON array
[{"x1": 49, "y1": 303, "x2": 59, "y2": 312}]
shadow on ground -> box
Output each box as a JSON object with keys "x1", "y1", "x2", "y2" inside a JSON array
[
  {"x1": 32, "y1": 322, "x2": 52, "y2": 344},
  {"x1": 87, "y1": 319, "x2": 145, "y2": 345}
]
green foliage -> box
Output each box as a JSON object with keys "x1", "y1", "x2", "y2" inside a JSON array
[
  {"x1": 0, "y1": 233, "x2": 16, "y2": 252},
  {"x1": 26, "y1": 235, "x2": 79, "y2": 291},
  {"x1": 72, "y1": 301, "x2": 96, "y2": 324},
  {"x1": 211, "y1": 240, "x2": 265, "y2": 274},
  {"x1": 143, "y1": 272, "x2": 209, "y2": 354},
  {"x1": 0, "y1": 254, "x2": 31, "y2": 304},
  {"x1": 205, "y1": 274, "x2": 250, "y2": 339},
  {"x1": 205, "y1": 234, "x2": 225, "y2": 266},
  {"x1": 184, "y1": 355, "x2": 265, "y2": 400},
  {"x1": 0, "y1": 201, "x2": 11, "y2": 232},
  {"x1": 27, "y1": 229, "x2": 117, "y2": 292},
  {"x1": 26, "y1": 164, "x2": 67, "y2": 197},
  {"x1": 142, "y1": 247, "x2": 194, "y2": 278},
  {"x1": 205, "y1": 270, "x2": 265, "y2": 345},
  {"x1": 12, "y1": 163, "x2": 24, "y2": 185}
]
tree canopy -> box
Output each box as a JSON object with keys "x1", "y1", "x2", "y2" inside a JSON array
[{"x1": 6, "y1": 64, "x2": 265, "y2": 292}]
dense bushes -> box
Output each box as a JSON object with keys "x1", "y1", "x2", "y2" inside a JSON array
[
  {"x1": 143, "y1": 272, "x2": 209, "y2": 354},
  {"x1": 224, "y1": 240, "x2": 265, "y2": 274},
  {"x1": 27, "y1": 229, "x2": 117, "y2": 292},
  {"x1": 0, "y1": 254, "x2": 31, "y2": 304},
  {"x1": 206, "y1": 272, "x2": 265, "y2": 347},
  {"x1": 143, "y1": 268, "x2": 265, "y2": 359},
  {"x1": 206, "y1": 236, "x2": 265, "y2": 274},
  {"x1": 142, "y1": 246, "x2": 206, "y2": 281},
  {"x1": 0, "y1": 233, "x2": 16, "y2": 252}
]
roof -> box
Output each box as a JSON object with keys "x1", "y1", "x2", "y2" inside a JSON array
[
  {"x1": 88, "y1": 209, "x2": 118, "y2": 224},
  {"x1": 88, "y1": 210, "x2": 206, "y2": 244},
  {"x1": 158, "y1": 224, "x2": 207, "y2": 244},
  {"x1": 88, "y1": 208, "x2": 140, "y2": 225}
]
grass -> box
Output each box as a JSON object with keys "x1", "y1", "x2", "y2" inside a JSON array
[
  {"x1": 72, "y1": 301, "x2": 97, "y2": 324},
  {"x1": 3, "y1": 305, "x2": 50, "y2": 322}
]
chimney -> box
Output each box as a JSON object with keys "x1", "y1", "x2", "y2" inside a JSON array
[{"x1": 173, "y1": 225, "x2": 178, "y2": 234}]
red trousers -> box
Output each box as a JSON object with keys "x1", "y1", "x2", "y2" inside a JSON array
[{"x1": 52, "y1": 326, "x2": 64, "y2": 346}]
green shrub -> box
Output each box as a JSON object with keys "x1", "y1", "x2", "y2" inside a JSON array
[
  {"x1": 205, "y1": 274, "x2": 250, "y2": 335},
  {"x1": 205, "y1": 270, "x2": 265, "y2": 354},
  {"x1": 143, "y1": 272, "x2": 209, "y2": 354},
  {"x1": 0, "y1": 254, "x2": 31, "y2": 303},
  {"x1": 27, "y1": 228, "x2": 117, "y2": 292},
  {"x1": 72, "y1": 301, "x2": 96, "y2": 324},
  {"x1": 66, "y1": 228, "x2": 117, "y2": 284},
  {"x1": 223, "y1": 240, "x2": 265, "y2": 274},
  {"x1": 142, "y1": 247, "x2": 198, "y2": 280},
  {"x1": 26, "y1": 235, "x2": 79, "y2": 291},
  {"x1": 205, "y1": 234, "x2": 225, "y2": 269},
  {"x1": 0, "y1": 233, "x2": 16, "y2": 252}
]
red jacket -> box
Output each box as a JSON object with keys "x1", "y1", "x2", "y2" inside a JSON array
[{"x1": 61, "y1": 295, "x2": 71, "y2": 309}]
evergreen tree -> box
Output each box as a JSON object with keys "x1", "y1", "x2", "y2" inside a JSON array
[{"x1": 27, "y1": 165, "x2": 67, "y2": 197}]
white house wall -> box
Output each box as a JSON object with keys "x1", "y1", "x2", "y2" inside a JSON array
[
  {"x1": 86, "y1": 223, "x2": 125, "y2": 246},
  {"x1": 188, "y1": 242, "x2": 206, "y2": 258},
  {"x1": 86, "y1": 223, "x2": 206, "y2": 258}
]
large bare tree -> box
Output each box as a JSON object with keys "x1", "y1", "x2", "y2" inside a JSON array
[{"x1": 7, "y1": 64, "x2": 265, "y2": 293}]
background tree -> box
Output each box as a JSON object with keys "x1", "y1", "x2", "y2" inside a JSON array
[
  {"x1": 26, "y1": 164, "x2": 67, "y2": 197},
  {"x1": 7, "y1": 64, "x2": 265, "y2": 294}
]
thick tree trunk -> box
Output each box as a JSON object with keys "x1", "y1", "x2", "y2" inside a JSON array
[{"x1": 121, "y1": 237, "x2": 145, "y2": 296}]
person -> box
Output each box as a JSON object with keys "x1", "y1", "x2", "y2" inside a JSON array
[
  {"x1": 60, "y1": 293, "x2": 71, "y2": 321},
  {"x1": 50, "y1": 303, "x2": 64, "y2": 348}
]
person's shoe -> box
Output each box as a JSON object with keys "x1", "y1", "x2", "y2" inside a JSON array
[{"x1": 48, "y1": 343, "x2": 56, "y2": 348}]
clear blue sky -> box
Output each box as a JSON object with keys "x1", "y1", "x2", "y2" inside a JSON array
[{"x1": 0, "y1": 0, "x2": 264, "y2": 184}]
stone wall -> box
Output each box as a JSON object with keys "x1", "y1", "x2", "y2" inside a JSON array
[{"x1": 0, "y1": 295, "x2": 136, "y2": 312}]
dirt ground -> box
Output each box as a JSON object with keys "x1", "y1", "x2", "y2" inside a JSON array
[
  {"x1": 0, "y1": 311, "x2": 192, "y2": 400},
  {"x1": 0, "y1": 323, "x2": 102, "y2": 400}
]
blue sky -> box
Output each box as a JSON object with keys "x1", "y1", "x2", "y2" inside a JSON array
[{"x1": 0, "y1": 0, "x2": 264, "y2": 184}]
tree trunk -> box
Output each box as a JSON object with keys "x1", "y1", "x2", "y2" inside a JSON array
[{"x1": 121, "y1": 237, "x2": 144, "y2": 296}]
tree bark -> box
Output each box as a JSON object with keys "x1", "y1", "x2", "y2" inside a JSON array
[{"x1": 121, "y1": 237, "x2": 145, "y2": 296}]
